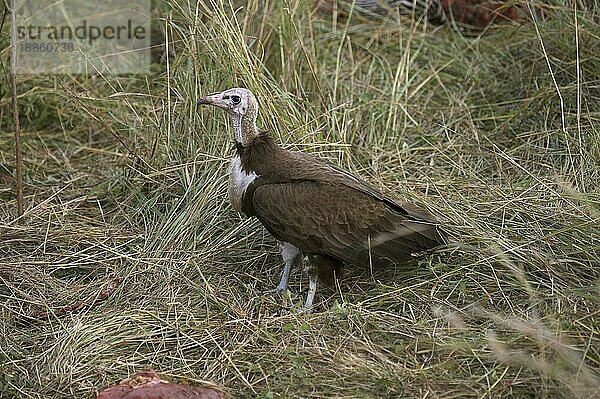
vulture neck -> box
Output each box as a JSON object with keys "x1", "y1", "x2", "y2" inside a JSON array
[{"x1": 231, "y1": 110, "x2": 259, "y2": 148}]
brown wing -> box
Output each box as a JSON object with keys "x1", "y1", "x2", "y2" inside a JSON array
[
  {"x1": 289, "y1": 152, "x2": 410, "y2": 214},
  {"x1": 249, "y1": 179, "x2": 445, "y2": 267}
]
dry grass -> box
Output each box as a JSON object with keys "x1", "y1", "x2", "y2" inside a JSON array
[{"x1": 1, "y1": 0, "x2": 599, "y2": 398}]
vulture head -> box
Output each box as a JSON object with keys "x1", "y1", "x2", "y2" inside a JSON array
[
  {"x1": 197, "y1": 87, "x2": 257, "y2": 116},
  {"x1": 197, "y1": 87, "x2": 259, "y2": 146}
]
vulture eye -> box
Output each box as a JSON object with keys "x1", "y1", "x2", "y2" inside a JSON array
[{"x1": 231, "y1": 95, "x2": 241, "y2": 104}]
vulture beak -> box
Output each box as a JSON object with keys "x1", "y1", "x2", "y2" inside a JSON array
[{"x1": 197, "y1": 92, "x2": 229, "y2": 110}]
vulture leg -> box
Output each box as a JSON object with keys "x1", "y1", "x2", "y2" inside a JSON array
[
  {"x1": 266, "y1": 242, "x2": 301, "y2": 293},
  {"x1": 298, "y1": 254, "x2": 341, "y2": 313},
  {"x1": 299, "y1": 275, "x2": 318, "y2": 314},
  {"x1": 298, "y1": 254, "x2": 326, "y2": 314}
]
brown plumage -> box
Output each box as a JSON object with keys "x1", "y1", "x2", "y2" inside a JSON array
[
  {"x1": 197, "y1": 88, "x2": 446, "y2": 312},
  {"x1": 240, "y1": 132, "x2": 444, "y2": 267}
]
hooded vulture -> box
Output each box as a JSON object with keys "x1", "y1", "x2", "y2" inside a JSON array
[{"x1": 197, "y1": 88, "x2": 446, "y2": 313}]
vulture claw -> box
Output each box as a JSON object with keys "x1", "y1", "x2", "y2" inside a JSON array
[
  {"x1": 263, "y1": 285, "x2": 288, "y2": 295},
  {"x1": 296, "y1": 305, "x2": 314, "y2": 315}
]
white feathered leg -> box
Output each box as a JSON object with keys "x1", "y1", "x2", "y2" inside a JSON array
[
  {"x1": 298, "y1": 275, "x2": 317, "y2": 314},
  {"x1": 266, "y1": 242, "x2": 300, "y2": 293},
  {"x1": 297, "y1": 254, "x2": 322, "y2": 314}
]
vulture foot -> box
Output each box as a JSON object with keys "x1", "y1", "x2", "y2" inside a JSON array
[{"x1": 263, "y1": 285, "x2": 288, "y2": 295}]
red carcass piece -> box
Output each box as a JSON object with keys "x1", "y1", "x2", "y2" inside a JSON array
[
  {"x1": 315, "y1": 0, "x2": 530, "y2": 28},
  {"x1": 440, "y1": 0, "x2": 522, "y2": 27},
  {"x1": 96, "y1": 369, "x2": 225, "y2": 399}
]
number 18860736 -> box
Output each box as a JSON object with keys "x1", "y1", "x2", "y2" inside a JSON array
[{"x1": 20, "y1": 42, "x2": 76, "y2": 53}]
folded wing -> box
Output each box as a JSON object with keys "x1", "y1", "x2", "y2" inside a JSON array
[{"x1": 249, "y1": 178, "x2": 445, "y2": 267}]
